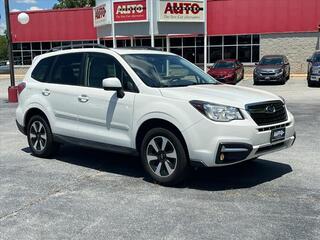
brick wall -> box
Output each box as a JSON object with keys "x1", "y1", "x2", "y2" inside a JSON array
[{"x1": 260, "y1": 32, "x2": 319, "y2": 74}]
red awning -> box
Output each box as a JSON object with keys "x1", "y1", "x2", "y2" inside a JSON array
[{"x1": 10, "y1": 8, "x2": 97, "y2": 43}]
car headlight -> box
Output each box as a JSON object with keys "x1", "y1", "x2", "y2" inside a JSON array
[
  {"x1": 190, "y1": 101, "x2": 244, "y2": 122},
  {"x1": 276, "y1": 69, "x2": 283, "y2": 74}
]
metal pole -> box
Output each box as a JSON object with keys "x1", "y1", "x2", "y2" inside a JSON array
[
  {"x1": 203, "y1": 0, "x2": 207, "y2": 72},
  {"x1": 150, "y1": 0, "x2": 155, "y2": 47},
  {"x1": 4, "y1": 0, "x2": 15, "y2": 87},
  {"x1": 111, "y1": 1, "x2": 116, "y2": 48}
]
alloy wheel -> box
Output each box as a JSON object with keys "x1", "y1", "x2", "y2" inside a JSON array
[
  {"x1": 146, "y1": 136, "x2": 177, "y2": 177},
  {"x1": 29, "y1": 121, "x2": 47, "y2": 152}
]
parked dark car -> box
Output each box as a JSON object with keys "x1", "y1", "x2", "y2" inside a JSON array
[
  {"x1": 0, "y1": 61, "x2": 10, "y2": 74},
  {"x1": 307, "y1": 51, "x2": 320, "y2": 87},
  {"x1": 207, "y1": 59, "x2": 244, "y2": 85},
  {"x1": 253, "y1": 55, "x2": 290, "y2": 85}
]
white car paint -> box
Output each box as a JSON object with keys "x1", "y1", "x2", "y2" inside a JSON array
[{"x1": 16, "y1": 48, "x2": 295, "y2": 167}]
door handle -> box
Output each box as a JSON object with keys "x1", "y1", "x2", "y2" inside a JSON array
[
  {"x1": 78, "y1": 95, "x2": 89, "y2": 103},
  {"x1": 42, "y1": 89, "x2": 50, "y2": 96}
]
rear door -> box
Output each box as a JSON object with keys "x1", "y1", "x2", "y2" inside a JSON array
[
  {"x1": 41, "y1": 53, "x2": 86, "y2": 137},
  {"x1": 75, "y1": 52, "x2": 138, "y2": 148}
]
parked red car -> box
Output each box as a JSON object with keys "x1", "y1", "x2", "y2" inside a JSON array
[{"x1": 207, "y1": 59, "x2": 244, "y2": 84}]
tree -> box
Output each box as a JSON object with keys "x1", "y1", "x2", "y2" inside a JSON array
[
  {"x1": 0, "y1": 35, "x2": 8, "y2": 61},
  {"x1": 53, "y1": 0, "x2": 96, "y2": 9}
]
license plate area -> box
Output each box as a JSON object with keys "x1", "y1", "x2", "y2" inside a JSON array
[{"x1": 270, "y1": 128, "x2": 286, "y2": 143}]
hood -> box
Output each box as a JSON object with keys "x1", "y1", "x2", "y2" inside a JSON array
[
  {"x1": 311, "y1": 62, "x2": 320, "y2": 67},
  {"x1": 160, "y1": 84, "x2": 281, "y2": 109},
  {"x1": 256, "y1": 65, "x2": 283, "y2": 71}
]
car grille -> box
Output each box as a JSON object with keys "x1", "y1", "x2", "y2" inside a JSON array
[
  {"x1": 246, "y1": 101, "x2": 288, "y2": 126},
  {"x1": 260, "y1": 72, "x2": 276, "y2": 76}
]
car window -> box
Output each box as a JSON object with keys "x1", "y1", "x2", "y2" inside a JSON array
[
  {"x1": 214, "y1": 61, "x2": 235, "y2": 69},
  {"x1": 86, "y1": 53, "x2": 138, "y2": 92},
  {"x1": 50, "y1": 53, "x2": 84, "y2": 86},
  {"x1": 31, "y1": 56, "x2": 55, "y2": 82},
  {"x1": 312, "y1": 53, "x2": 320, "y2": 62},
  {"x1": 260, "y1": 57, "x2": 283, "y2": 65},
  {"x1": 123, "y1": 54, "x2": 219, "y2": 88}
]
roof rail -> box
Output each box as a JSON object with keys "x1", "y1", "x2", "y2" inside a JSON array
[
  {"x1": 116, "y1": 46, "x2": 162, "y2": 51},
  {"x1": 46, "y1": 43, "x2": 108, "y2": 53}
]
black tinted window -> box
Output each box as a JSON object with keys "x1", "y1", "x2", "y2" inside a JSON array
[
  {"x1": 50, "y1": 53, "x2": 84, "y2": 85},
  {"x1": 31, "y1": 57, "x2": 55, "y2": 82},
  {"x1": 87, "y1": 53, "x2": 137, "y2": 92},
  {"x1": 312, "y1": 54, "x2": 320, "y2": 62}
]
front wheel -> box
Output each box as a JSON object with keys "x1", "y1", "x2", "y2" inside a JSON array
[
  {"x1": 27, "y1": 115, "x2": 59, "y2": 158},
  {"x1": 141, "y1": 128, "x2": 189, "y2": 186}
]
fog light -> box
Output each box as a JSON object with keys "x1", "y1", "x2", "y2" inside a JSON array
[{"x1": 220, "y1": 153, "x2": 225, "y2": 161}]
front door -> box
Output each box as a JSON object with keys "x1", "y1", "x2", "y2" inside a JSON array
[{"x1": 76, "y1": 52, "x2": 138, "y2": 148}]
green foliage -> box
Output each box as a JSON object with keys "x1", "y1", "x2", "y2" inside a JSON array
[
  {"x1": 53, "y1": 0, "x2": 96, "y2": 9},
  {"x1": 0, "y1": 36, "x2": 8, "y2": 61}
]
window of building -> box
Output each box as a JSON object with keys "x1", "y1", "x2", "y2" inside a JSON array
[
  {"x1": 208, "y1": 34, "x2": 260, "y2": 63},
  {"x1": 210, "y1": 36, "x2": 222, "y2": 45},
  {"x1": 224, "y1": 36, "x2": 237, "y2": 45},
  {"x1": 183, "y1": 37, "x2": 195, "y2": 47},
  {"x1": 170, "y1": 38, "x2": 182, "y2": 47}
]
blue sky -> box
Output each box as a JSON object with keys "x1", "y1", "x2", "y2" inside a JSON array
[{"x1": 0, "y1": 0, "x2": 57, "y2": 35}]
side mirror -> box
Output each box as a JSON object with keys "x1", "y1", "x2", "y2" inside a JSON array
[
  {"x1": 102, "y1": 77, "x2": 125, "y2": 98},
  {"x1": 307, "y1": 58, "x2": 312, "y2": 63}
]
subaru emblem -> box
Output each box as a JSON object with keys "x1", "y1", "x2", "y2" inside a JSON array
[{"x1": 265, "y1": 105, "x2": 276, "y2": 113}]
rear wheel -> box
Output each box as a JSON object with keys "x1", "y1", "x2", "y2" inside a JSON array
[
  {"x1": 141, "y1": 128, "x2": 189, "y2": 186},
  {"x1": 27, "y1": 115, "x2": 59, "y2": 158}
]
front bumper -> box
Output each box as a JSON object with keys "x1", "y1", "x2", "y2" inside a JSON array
[
  {"x1": 183, "y1": 110, "x2": 295, "y2": 167},
  {"x1": 254, "y1": 72, "x2": 283, "y2": 81},
  {"x1": 310, "y1": 74, "x2": 320, "y2": 82}
]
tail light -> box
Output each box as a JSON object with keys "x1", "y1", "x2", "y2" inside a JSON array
[{"x1": 17, "y1": 82, "x2": 26, "y2": 95}]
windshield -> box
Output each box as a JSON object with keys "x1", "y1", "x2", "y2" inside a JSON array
[
  {"x1": 214, "y1": 61, "x2": 235, "y2": 69},
  {"x1": 312, "y1": 54, "x2": 320, "y2": 62},
  {"x1": 260, "y1": 57, "x2": 283, "y2": 65},
  {"x1": 123, "y1": 54, "x2": 219, "y2": 88}
]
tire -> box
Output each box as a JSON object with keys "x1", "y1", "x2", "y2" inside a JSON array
[
  {"x1": 140, "y1": 128, "x2": 189, "y2": 186},
  {"x1": 308, "y1": 81, "x2": 314, "y2": 87},
  {"x1": 253, "y1": 79, "x2": 259, "y2": 85},
  {"x1": 286, "y1": 71, "x2": 290, "y2": 80},
  {"x1": 27, "y1": 115, "x2": 59, "y2": 158}
]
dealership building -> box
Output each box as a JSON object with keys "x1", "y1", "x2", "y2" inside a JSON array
[{"x1": 9, "y1": 0, "x2": 320, "y2": 73}]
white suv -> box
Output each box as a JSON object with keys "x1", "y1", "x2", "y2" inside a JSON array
[{"x1": 16, "y1": 47, "x2": 296, "y2": 185}]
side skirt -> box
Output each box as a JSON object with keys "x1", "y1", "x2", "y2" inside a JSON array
[{"x1": 53, "y1": 134, "x2": 139, "y2": 156}]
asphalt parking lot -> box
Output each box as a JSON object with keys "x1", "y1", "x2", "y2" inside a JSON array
[{"x1": 0, "y1": 75, "x2": 319, "y2": 240}]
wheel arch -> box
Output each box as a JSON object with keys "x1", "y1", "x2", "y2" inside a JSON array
[
  {"x1": 135, "y1": 118, "x2": 189, "y2": 159},
  {"x1": 24, "y1": 107, "x2": 50, "y2": 130}
]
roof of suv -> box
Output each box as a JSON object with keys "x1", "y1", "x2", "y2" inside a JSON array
[{"x1": 32, "y1": 47, "x2": 174, "y2": 64}]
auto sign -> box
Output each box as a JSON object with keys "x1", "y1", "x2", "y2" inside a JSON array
[
  {"x1": 114, "y1": 0, "x2": 148, "y2": 23},
  {"x1": 159, "y1": 0, "x2": 205, "y2": 22}
]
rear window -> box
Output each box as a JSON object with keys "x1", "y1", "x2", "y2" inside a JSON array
[{"x1": 31, "y1": 56, "x2": 55, "y2": 82}]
